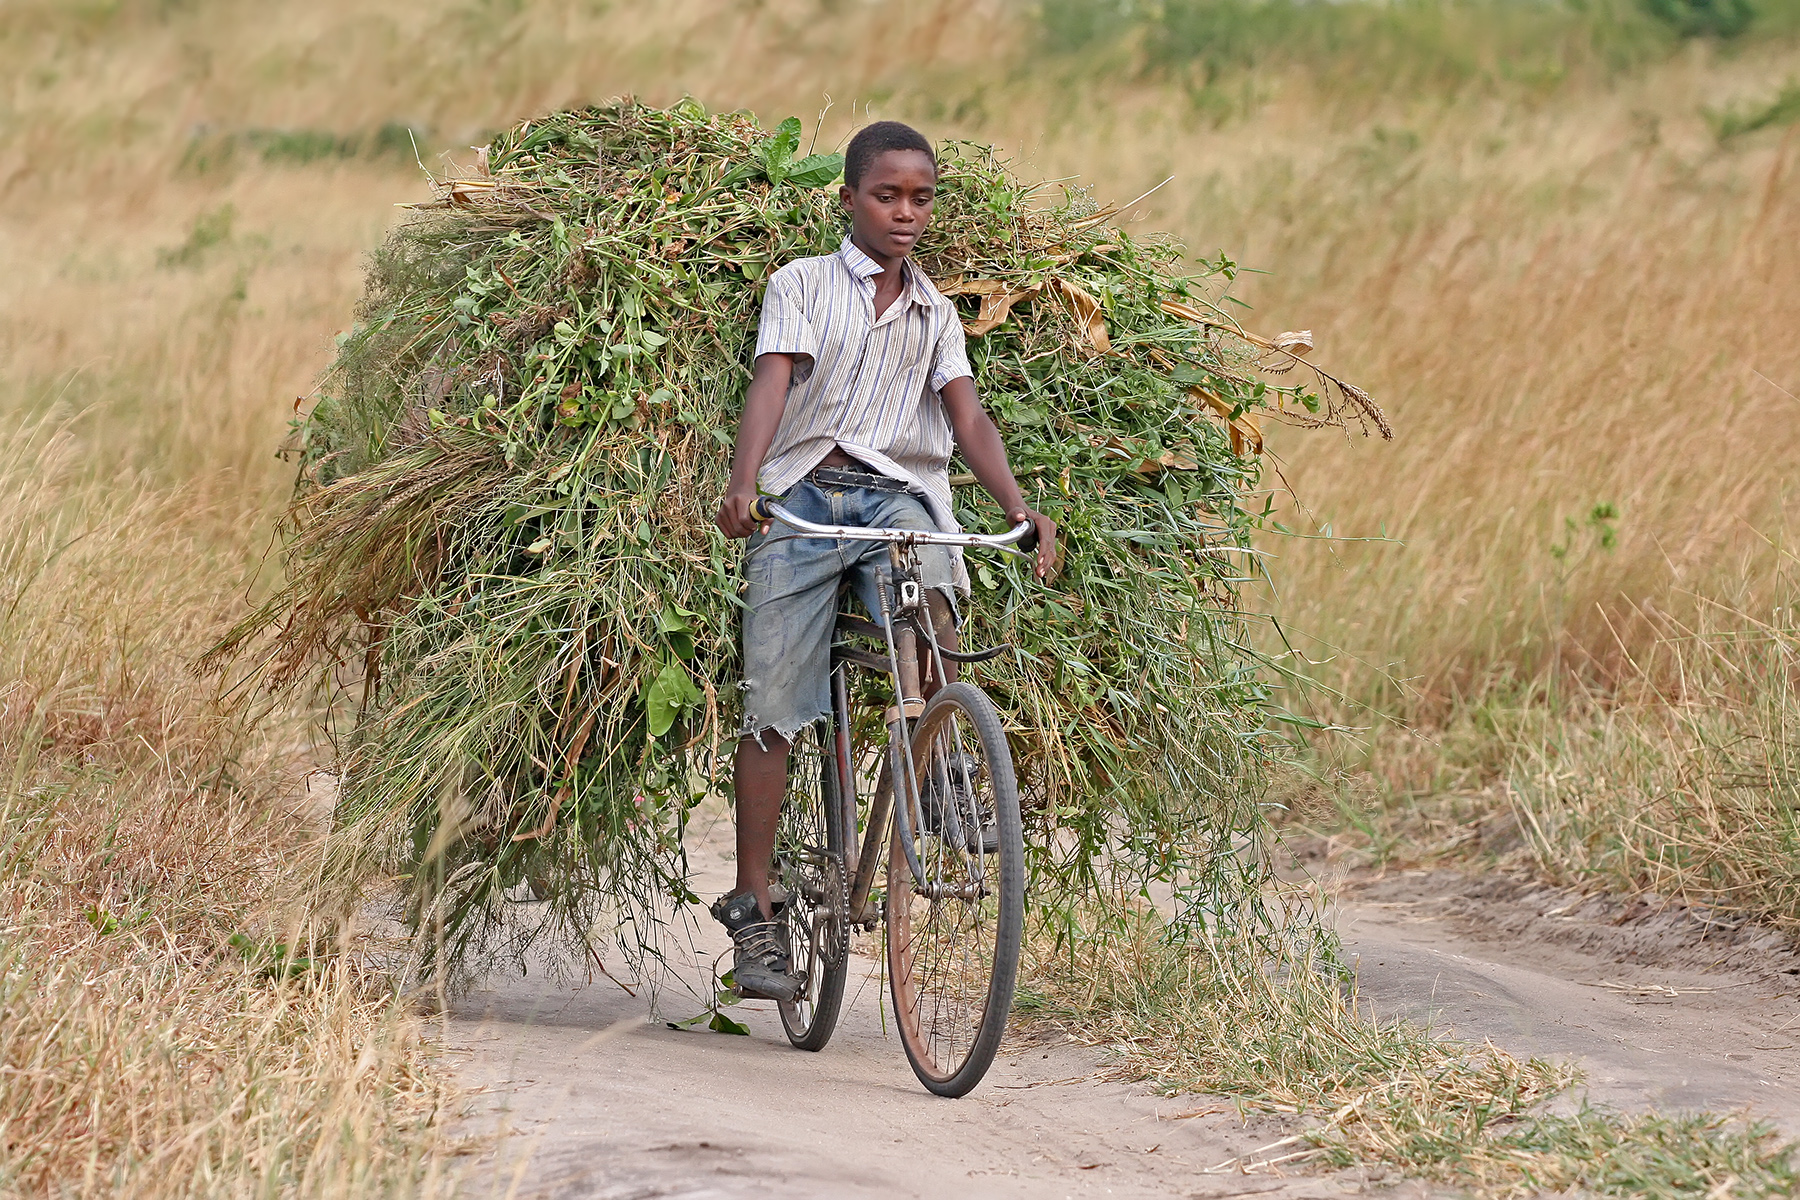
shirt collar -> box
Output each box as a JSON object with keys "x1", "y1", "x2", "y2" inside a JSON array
[{"x1": 836, "y1": 237, "x2": 941, "y2": 310}]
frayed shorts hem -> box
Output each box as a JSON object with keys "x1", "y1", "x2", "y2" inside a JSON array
[{"x1": 735, "y1": 711, "x2": 830, "y2": 750}]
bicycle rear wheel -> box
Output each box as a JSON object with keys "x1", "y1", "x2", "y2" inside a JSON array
[
  {"x1": 776, "y1": 725, "x2": 850, "y2": 1051},
  {"x1": 885, "y1": 681, "x2": 1024, "y2": 1097}
]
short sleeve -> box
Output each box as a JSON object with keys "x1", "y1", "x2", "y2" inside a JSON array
[
  {"x1": 929, "y1": 307, "x2": 973, "y2": 392},
  {"x1": 754, "y1": 266, "x2": 819, "y2": 382}
]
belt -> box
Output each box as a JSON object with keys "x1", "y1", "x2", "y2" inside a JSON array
[{"x1": 808, "y1": 465, "x2": 914, "y2": 495}]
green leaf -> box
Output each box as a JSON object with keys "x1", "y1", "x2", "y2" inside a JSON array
[
  {"x1": 1268, "y1": 710, "x2": 1330, "y2": 730},
  {"x1": 714, "y1": 161, "x2": 757, "y2": 191},
  {"x1": 785, "y1": 153, "x2": 844, "y2": 188},
  {"x1": 658, "y1": 603, "x2": 697, "y2": 660},
  {"x1": 642, "y1": 660, "x2": 701, "y2": 737},
  {"x1": 505, "y1": 502, "x2": 564, "y2": 527},
  {"x1": 708, "y1": 1010, "x2": 751, "y2": 1035},
  {"x1": 760, "y1": 116, "x2": 802, "y2": 182}
]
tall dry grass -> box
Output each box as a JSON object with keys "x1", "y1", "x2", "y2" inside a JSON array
[
  {"x1": 1187, "y1": 54, "x2": 1800, "y2": 921},
  {"x1": 1236, "y1": 86, "x2": 1800, "y2": 714},
  {"x1": 0, "y1": 421, "x2": 448, "y2": 1195}
]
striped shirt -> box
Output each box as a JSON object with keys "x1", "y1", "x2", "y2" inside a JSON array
[{"x1": 753, "y1": 237, "x2": 973, "y2": 544}]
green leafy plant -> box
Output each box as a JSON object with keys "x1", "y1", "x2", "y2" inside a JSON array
[
  {"x1": 227, "y1": 932, "x2": 319, "y2": 980},
  {"x1": 719, "y1": 115, "x2": 844, "y2": 190},
  {"x1": 1550, "y1": 501, "x2": 1621, "y2": 561}
]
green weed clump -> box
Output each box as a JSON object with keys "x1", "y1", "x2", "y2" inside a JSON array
[
  {"x1": 208, "y1": 98, "x2": 1383, "y2": 979},
  {"x1": 179, "y1": 123, "x2": 426, "y2": 175}
]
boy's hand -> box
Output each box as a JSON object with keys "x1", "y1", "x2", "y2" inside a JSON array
[
  {"x1": 1009, "y1": 506, "x2": 1059, "y2": 580},
  {"x1": 717, "y1": 485, "x2": 768, "y2": 540}
]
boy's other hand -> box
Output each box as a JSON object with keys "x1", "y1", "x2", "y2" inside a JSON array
[
  {"x1": 1010, "y1": 507, "x2": 1059, "y2": 580},
  {"x1": 717, "y1": 486, "x2": 769, "y2": 540}
]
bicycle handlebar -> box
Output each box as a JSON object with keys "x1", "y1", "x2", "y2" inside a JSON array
[{"x1": 748, "y1": 498, "x2": 1036, "y2": 552}]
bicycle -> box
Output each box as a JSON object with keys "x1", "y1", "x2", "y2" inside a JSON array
[{"x1": 745, "y1": 495, "x2": 1033, "y2": 1098}]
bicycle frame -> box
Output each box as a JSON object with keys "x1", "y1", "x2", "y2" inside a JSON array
[{"x1": 751, "y1": 501, "x2": 1030, "y2": 925}]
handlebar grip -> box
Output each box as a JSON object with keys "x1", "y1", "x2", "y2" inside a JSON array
[
  {"x1": 1017, "y1": 522, "x2": 1039, "y2": 553},
  {"x1": 747, "y1": 495, "x2": 776, "y2": 524}
]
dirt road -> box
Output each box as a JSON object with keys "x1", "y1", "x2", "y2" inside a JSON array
[
  {"x1": 1332, "y1": 866, "x2": 1800, "y2": 1126},
  {"x1": 443, "y1": 814, "x2": 1800, "y2": 1199}
]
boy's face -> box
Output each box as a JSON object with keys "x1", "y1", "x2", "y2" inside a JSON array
[{"x1": 840, "y1": 149, "x2": 937, "y2": 261}]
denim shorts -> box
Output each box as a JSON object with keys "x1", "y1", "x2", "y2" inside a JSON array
[{"x1": 738, "y1": 479, "x2": 957, "y2": 743}]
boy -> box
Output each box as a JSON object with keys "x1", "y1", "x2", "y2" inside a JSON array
[{"x1": 712, "y1": 121, "x2": 1057, "y2": 1001}]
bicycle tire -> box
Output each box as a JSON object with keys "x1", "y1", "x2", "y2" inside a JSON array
[
  {"x1": 777, "y1": 726, "x2": 850, "y2": 1051},
  {"x1": 885, "y1": 680, "x2": 1024, "y2": 1097}
]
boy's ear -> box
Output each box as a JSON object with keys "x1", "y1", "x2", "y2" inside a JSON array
[{"x1": 838, "y1": 183, "x2": 854, "y2": 211}]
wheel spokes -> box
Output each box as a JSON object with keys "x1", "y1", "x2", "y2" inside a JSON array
[{"x1": 891, "y1": 707, "x2": 1003, "y2": 1077}]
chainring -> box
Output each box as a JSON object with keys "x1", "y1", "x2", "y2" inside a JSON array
[{"x1": 816, "y1": 852, "x2": 850, "y2": 969}]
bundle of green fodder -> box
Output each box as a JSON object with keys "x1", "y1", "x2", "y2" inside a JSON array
[{"x1": 210, "y1": 98, "x2": 1385, "y2": 977}]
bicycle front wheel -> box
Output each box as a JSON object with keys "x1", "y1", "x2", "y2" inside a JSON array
[
  {"x1": 885, "y1": 681, "x2": 1024, "y2": 1097},
  {"x1": 776, "y1": 725, "x2": 850, "y2": 1051}
]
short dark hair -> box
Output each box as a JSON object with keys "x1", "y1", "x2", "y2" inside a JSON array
[{"x1": 844, "y1": 121, "x2": 936, "y2": 188}]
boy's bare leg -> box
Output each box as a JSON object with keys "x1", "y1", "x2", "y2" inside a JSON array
[
  {"x1": 732, "y1": 732, "x2": 789, "y2": 919},
  {"x1": 734, "y1": 595, "x2": 950, "y2": 919}
]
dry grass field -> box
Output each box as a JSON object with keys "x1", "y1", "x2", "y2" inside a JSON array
[{"x1": 3, "y1": 0, "x2": 1797, "y2": 1192}]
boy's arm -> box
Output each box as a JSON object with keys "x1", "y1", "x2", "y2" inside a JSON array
[
  {"x1": 717, "y1": 353, "x2": 796, "y2": 539},
  {"x1": 939, "y1": 377, "x2": 1058, "y2": 580}
]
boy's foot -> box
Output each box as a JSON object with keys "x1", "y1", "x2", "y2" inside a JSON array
[
  {"x1": 919, "y1": 754, "x2": 999, "y2": 854},
  {"x1": 709, "y1": 890, "x2": 801, "y2": 1003}
]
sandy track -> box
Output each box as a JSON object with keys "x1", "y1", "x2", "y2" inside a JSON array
[
  {"x1": 444, "y1": 808, "x2": 1411, "y2": 1199},
  {"x1": 1334, "y1": 867, "x2": 1800, "y2": 1131},
  {"x1": 443, "y1": 815, "x2": 1799, "y2": 1197},
  {"x1": 445, "y1": 963, "x2": 1402, "y2": 1199}
]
